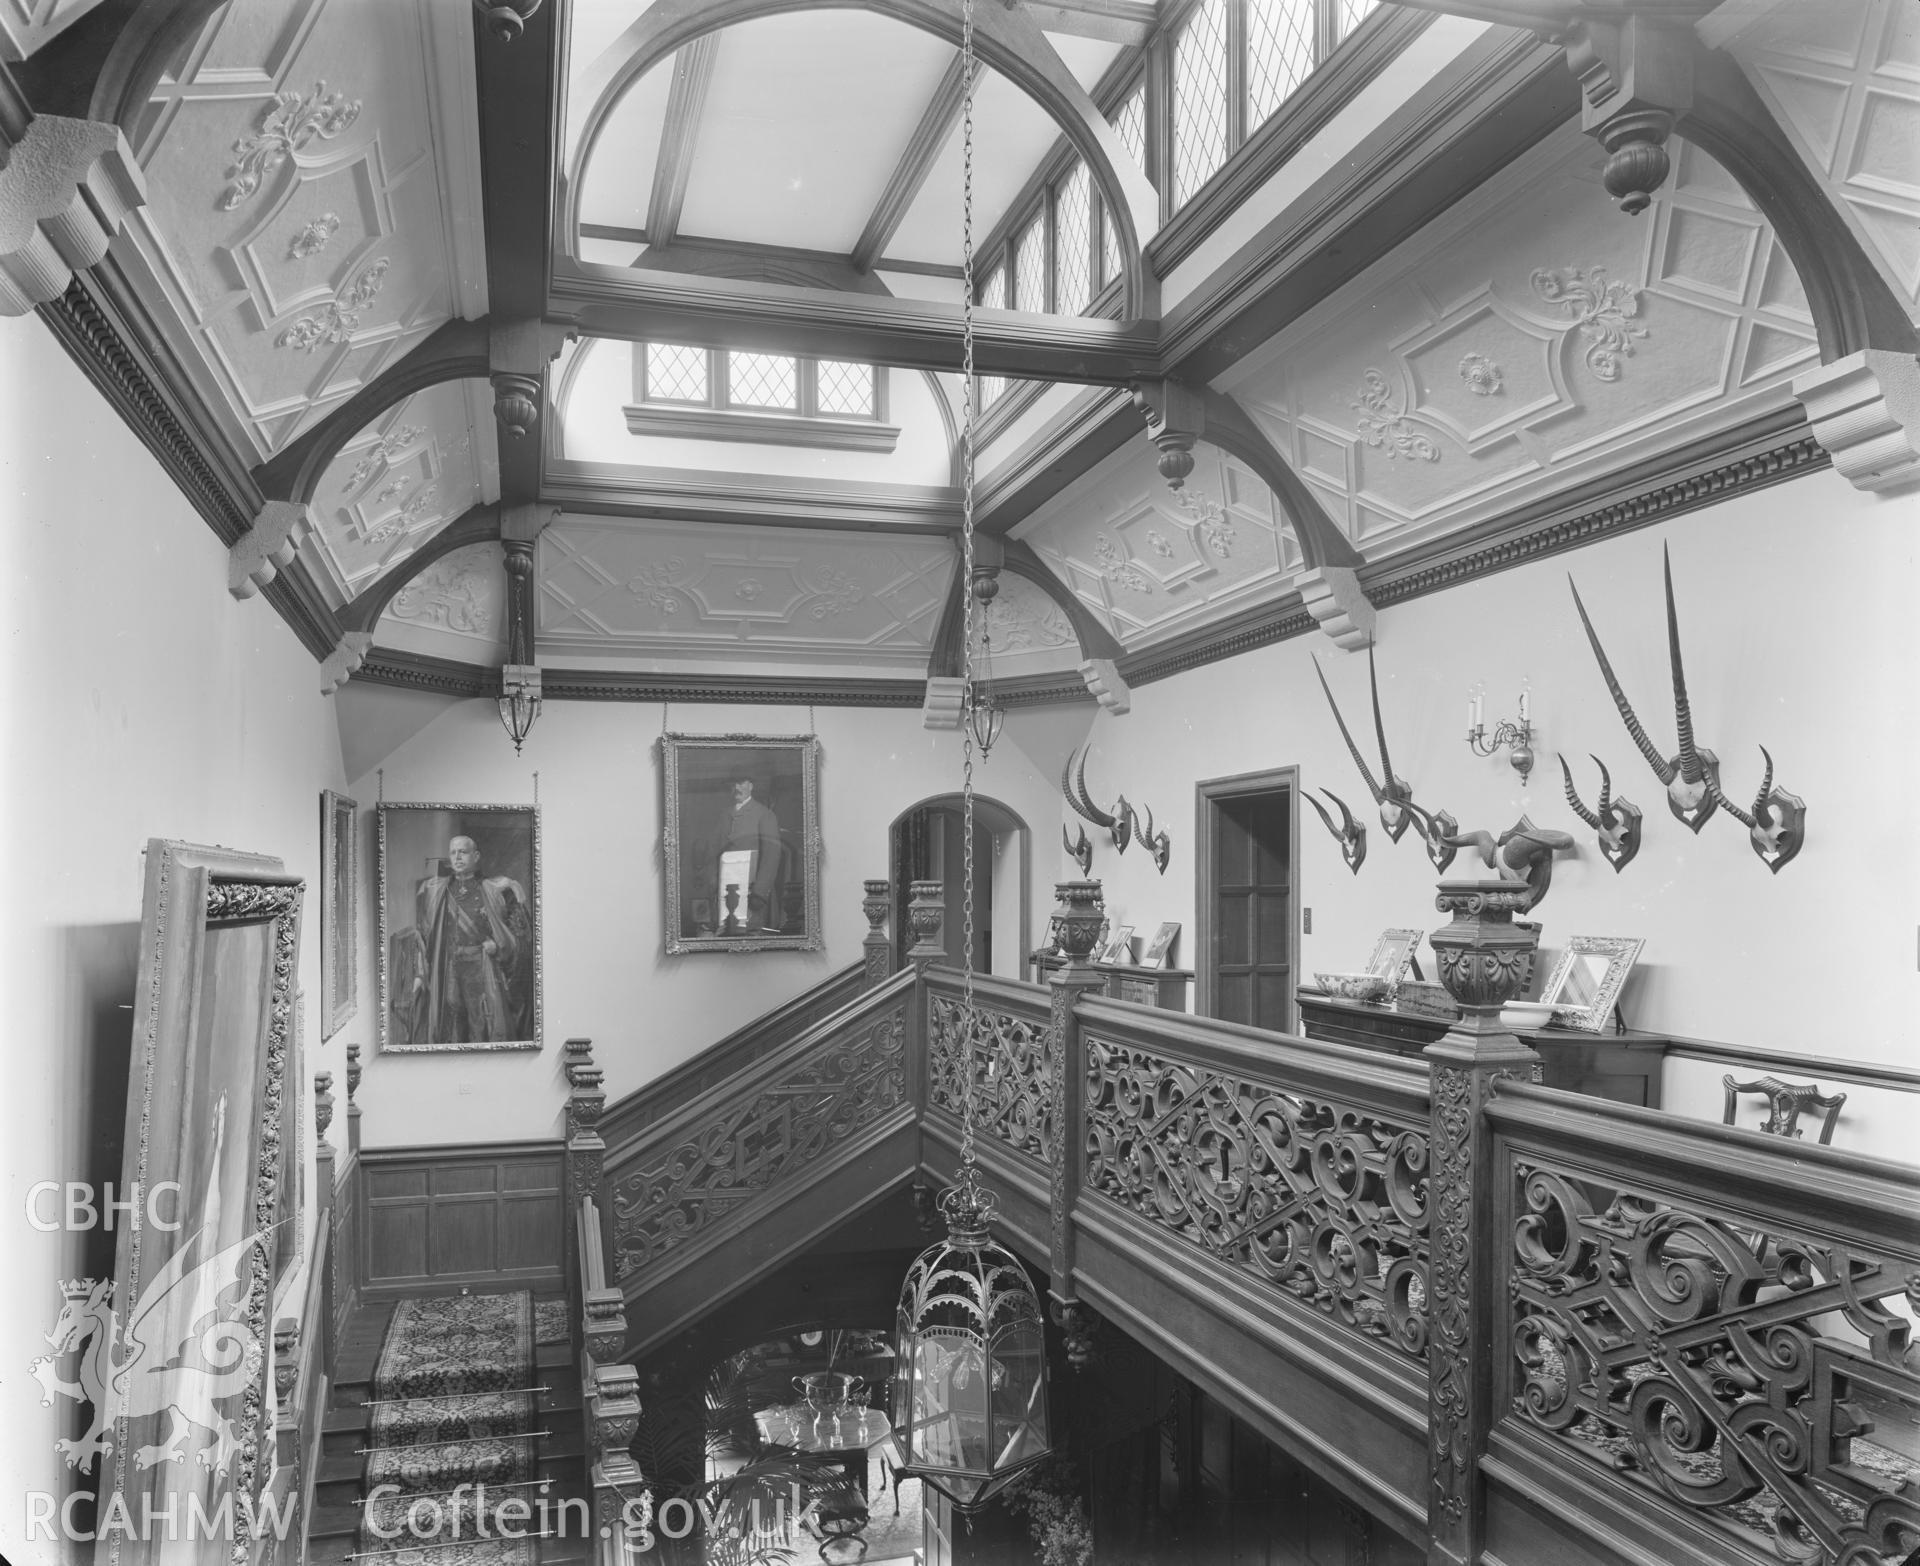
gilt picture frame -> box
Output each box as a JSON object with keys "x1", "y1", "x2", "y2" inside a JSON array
[
  {"x1": 377, "y1": 803, "x2": 542, "y2": 1052},
  {"x1": 662, "y1": 733, "x2": 822, "y2": 954},
  {"x1": 1539, "y1": 934, "x2": 1644, "y2": 1033},
  {"x1": 320, "y1": 789, "x2": 357, "y2": 1039},
  {"x1": 1366, "y1": 928, "x2": 1423, "y2": 989}
]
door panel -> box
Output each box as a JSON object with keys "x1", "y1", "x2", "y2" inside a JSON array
[{"x1": 1207, "y1": 787, "x2": 1294, "y2": 1034}]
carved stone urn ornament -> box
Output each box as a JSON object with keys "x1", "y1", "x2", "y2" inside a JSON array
[
  {"x1": 1428, "y1": 880, "x2": 1542, "y2": 1023},
  {"x1": 862, "y1": 878, "x2": 891, "y2": 934},
  {"x1": 1053, "y1": 880, "x2": 1106, "y2": 964},
  {"x1": 906, "y1": 879, "x2": 946, "y2": 961}
]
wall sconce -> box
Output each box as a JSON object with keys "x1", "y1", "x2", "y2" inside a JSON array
[{"x1": 1466, "y1": 684, "x2": 1534, "y2": 782}]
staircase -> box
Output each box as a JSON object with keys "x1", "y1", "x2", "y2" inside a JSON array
[{"x1": 307, "y1": 1296, "x2": 591, "y2": 1564}]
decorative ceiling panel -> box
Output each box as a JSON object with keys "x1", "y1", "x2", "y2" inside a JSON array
[
  {"x1": 377, "y1": 541, "x2": 506, "y2": 666},
  {"x1": 1221, "y1": 128, "x2": 1820, "y2": 559},
  {"x1": 1729, "y1": 0, "x2": 1920, "y2": 316},
  {"x1": 306, "y1": 378, "x2": 497, "y2": 608},
  {"x1": 1016, "y1": 444, "x2": 1304, "y2": 646},
  {"x1": 115, "y1": 0, "x2": 486, "y2": 461},
  {"x1": 536, "y1": 518, "x2": 956, "y2": 664},
  {"x1": 987, "y1": 572, "x2": 1081, "y2": 675}
]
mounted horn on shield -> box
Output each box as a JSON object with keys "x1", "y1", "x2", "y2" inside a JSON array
[
  {"x1": 1704, "y1": 747, "x2": 1806, "y2": 874},
  {"x1": 1063, "y1": 821, "x2": 1093, "y2": 877},
  {"x1": 1558, "y1": 753, "x2": 1643, "y2": 873},
  {"x1": 1312, "y1": 642, "x2": 1414, "y2": 842},
  {"x1": 1304, "y1": 788, "x2": 1367, "y2": 875},
  {"x1": 1137, "y1": 805, "x2": 1171, "y2": 875},
  {"x1": 1439, "y1": 814, "x2": 1575, "y2": 913},
  {"x1": 1062, "y1": 746, "x2": 1134, "y2": 853},
  {"x1": 1401, "y1": 799, "x2": 1460, "y2": 874},
  {"x1": 1568, "y1": 546, "x2": 1721, "y2": 833}
]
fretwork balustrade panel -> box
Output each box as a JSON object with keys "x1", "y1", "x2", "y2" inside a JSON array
[
  {"x1": 607, "y1": 1000, "x2": 908, "y2": 1276},
  {"x1": 1506, "y1": 1157, "x2": 1920, "y2": 1565},
  {"x1": 1083, "y1": 1038, "x2": 1430, "y2": 1362},
  {"x1": 927, "y1": 993, "x2": 1054, "y2": 1165}
]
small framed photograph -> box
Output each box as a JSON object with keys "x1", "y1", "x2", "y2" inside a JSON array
[
  {"x1": 1539, "y1": 935, "x2": 1644, "y2": 1033},
  {"x1": 1098, "y1": 925, "x2": 1136, "y2": 965},
  {"x1": 1141, "y1": 921, "x2": 1181, "y2": 969},
  {"x1": 378, "y1": 803, "x2": 541, "y2": 1052},
  {"x1": 320, "y1": 789, "x2": 357, "y2": 1039},
  {"x1": 1366, "y1": 927, "x2": 1423, "y2": 990}
]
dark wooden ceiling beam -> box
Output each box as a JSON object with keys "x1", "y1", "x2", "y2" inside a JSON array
[
  {"x1": 645, "y1": 34, "x2": 722, "y2": 252},
  {"x1": 556, "y1": 258, "x2": 1159, "y2": 382},
  {"x1": 850, "y1": 50, "x2": 975, "y2": 273}
]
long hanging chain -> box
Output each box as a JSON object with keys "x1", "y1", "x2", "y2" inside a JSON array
[{"x1": 957, "y1": 0, "x2": 980, "y2": 1182}]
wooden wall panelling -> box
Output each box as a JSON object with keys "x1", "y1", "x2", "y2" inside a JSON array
[
  {"x1": 360, "y1": 1141, "x2": 565, "y2": 1294},
  {"x1": 330, "y1": 1154, "x2": 361, "y2": 1358}
]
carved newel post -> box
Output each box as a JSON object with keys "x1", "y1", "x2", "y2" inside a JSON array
[
  {"x1": 564, "y1": 1038, "x2": 606, "y2": 1204},
  {"x1": 314, "y1": 1070, "x2": 337, "y2": 1224},
  {"x1": 862, "y1": 878, "x2": 894, "y2": 988},
  {"x1": 1047, "y1": 880, "x2": 1106, "y2": 1329},
  {"x1": 906, "y1": 878, "x2": 946, "y2": 966},
  {"x1": 1423, "y1": 881, "x2": 1540, "y2": 1566}
]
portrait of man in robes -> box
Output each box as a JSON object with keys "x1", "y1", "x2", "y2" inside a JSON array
[{"x1": 382, "y1": 809, "x2": 541, "y2": 1049}]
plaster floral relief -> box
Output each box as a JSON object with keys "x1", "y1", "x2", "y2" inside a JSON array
[
  {"x1": 288, "y1": 212, "x2": 341, "y2": 260},
  {"x1": 218, "y1": 82, "x2": 362, "y2": 210},
  {"x1": 808, "y1": 566, "x2": 867, "y2": 619},
  {"x1": 365, "y1": 483, "x2": 439, "y2": 545},
  {"x1": 1148, "y1": 529, "x2": 1176, "y2": 558},
  {"x1": 1459, "y1": 353, "x2": 1503, "y2": 396},
  {"x1": 627, "y1": 560, "x2": 687, "y2": 613},
  {"x1": 1531, "y1": 265, "x2": 1650, "y2": 381},
  {"x1": 278, "y1": 257, "x2": 390, "y2": 353},
  {"x1": 1351, "y1": 368, "x2": 1440, "y2": 461},
  {"x1": 990, "y1": 584, "x2": 1075, "y2": 653},
  {"x1": 342, "y1": 426, "x2": 424, "y2": 493},
  {"x1": 1174, "y1": 488, "x2": 1237, "y2": 558},
  {"x1": 389, "y1": 551, "x2": 493, "y2": 635},
  {"x1": 1095, "y1": 533, "x2": 1155, "y2": 594}
]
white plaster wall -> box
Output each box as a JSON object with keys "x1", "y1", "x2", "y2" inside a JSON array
[
  {"x1": 0, "y1": 321, "x2": 351, "y2": 1566},
  {"x1": 1061, "y1": 464, "x2": 1919, "y2": 1164},
  {"x1": 344, "y1": 700, "x2": 1065, "y2": 1147}
]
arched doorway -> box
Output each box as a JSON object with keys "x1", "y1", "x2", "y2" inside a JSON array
[{"x1": 888, "y1": 793, "x2": 1031, "y2": 978}]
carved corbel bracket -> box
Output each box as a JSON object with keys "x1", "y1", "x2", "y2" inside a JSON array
[
  {"x1": 230, "y1": 500, "x2": 312, "y2": 600},
  {"x1": 273, "y1": 1318, "x2": 299, "y2": 1404},
  {"x1": 1792, "y1": 350, "x2": 1920, "y2": 493},
  {"x1": 1296, "y1": 565, "x2": 1376, "y2": 650},
  {"x1": 1563, "y1": 15, "x2": 1694, "y2": 215},
  {"x1": 319, "y1": 631, "x2": 374, "y2": 695},
  {"x1": 1129, "y1": 376, "x2": 1208, "y2": 488},
  {"x1": 0, "y1": 115, "x2": 144, "y2": 316},
  {"x1": 922, "y1": 674, "x2": 966, "y2": 730},
  {"x1": 489, "y1": 320, "x2": 575, "y2": 439},
  {"x1": 1078, "y1": 656, "x2": 1131, "y2": 715}
]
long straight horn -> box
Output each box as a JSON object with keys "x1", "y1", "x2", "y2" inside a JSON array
[
  {"x1": 1312, "y1": 655, "x2": 1384, "y2": 804},
  {"x1": 1367, "y1": 637, "x2": 1396, "y2": 786},
  {"x1": 1559, "y1": 754, "x2": 1601, "y2": 828},
  {"x1": 1569, "y1": 574, "x2": 1674, "y2": 784},
  {"x1": 1663, "y1": 546, "x2": 1703, "y2": 783}
]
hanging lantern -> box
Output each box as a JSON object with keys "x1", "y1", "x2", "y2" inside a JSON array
[{"x1": 893, "y1": 1166, "x2": 1051, "y2": 1510}]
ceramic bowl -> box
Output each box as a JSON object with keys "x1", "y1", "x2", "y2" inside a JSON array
[{"x1": 1313, "y1": 971, "x2": 1390, "y2": 1002}]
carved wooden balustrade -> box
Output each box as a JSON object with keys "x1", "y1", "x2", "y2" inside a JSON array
[
  {"x1": 1484, "y1": 1083, "x2": 1920, "y2": 1566},
  {"x1": 924, "y1": 972, "x2": 1057, "y2": 1166},
  {"x1": 574, "y1": 1193, "x2": 644, "y2": 1564}
]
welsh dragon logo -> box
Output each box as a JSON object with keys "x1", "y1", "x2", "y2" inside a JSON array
[{"x1": 30, "y1": 1095, "x2": 277, "y2": 1476}]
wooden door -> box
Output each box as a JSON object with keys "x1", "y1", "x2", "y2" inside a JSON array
[
  {"x1": 894, "y1": 807, "x2": 992, "y2": 970},
  {"x1": 1208, "y1": 787, "x2": 1294, "y2": 1033}
]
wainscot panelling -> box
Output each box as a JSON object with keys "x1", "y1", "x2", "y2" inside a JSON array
[
  {"x1": 330, "y1": 1155, "x2": 362, "y2": 1355},
  {"x1": 359, "y1": 1141, "x2": 564, "y2": 1294}
]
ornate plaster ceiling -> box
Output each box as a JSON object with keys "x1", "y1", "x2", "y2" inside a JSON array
[
  {"x1": 1219, "y1": 125, "x2": 1819, "y2": 557},
  {"x1": 535, "y1": 516, "x2": 955, "y2": 668},
  {"x1": 305, "y1": 377, "x2": 499, "y2": 608},
  {"x1": 1724, "y1": 0, "x2": 1920, "y2": 319},
  {"x1": 1017, "y1": 444, "x2": 1306, "y2": 647},
  {"x1": 987, "y1": 571, "x2": 1081, "y2": 675},
  {"x1": 376, "y1": 540, "x2": 507, "y2": 665},
  {"x1": 115, "y1": 0, "x2": 487, "y2": 461}
]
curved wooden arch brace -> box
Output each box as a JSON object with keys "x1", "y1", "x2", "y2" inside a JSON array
[
  {"x1": 5, "y1": 0, "x2": 224, "y2": 126},
  {"x1": 253, "y1": 317, "x2": 491, "y2": 507},
  {"x1": 567, "y1": 0, "x2": 1159, "y2": 320}
]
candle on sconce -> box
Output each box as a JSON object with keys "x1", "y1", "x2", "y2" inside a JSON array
[
  {"x1": 1519, "y1": 689, "x2": 1529, "y2": 722},
  {"x1": 1466, "y1": 696, "x2": 1475, "y2": 732}
]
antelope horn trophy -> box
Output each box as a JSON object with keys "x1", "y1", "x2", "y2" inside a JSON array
[
  {"x1": 1558, "y1": 752, "x2": 1643, "y2": 874},
  {"x1": 1304, "y1": 787, "x2": 1367, "y2": 875},
  {"x1": 1063, "y1": 746, "x2": 1133, "y2": 853},
  {"x1": 1704, "y1": 746, "x2": 1806, "y2": 874},
  {"x1": 1401, "y1": 798, "x2": 1459, "y2": 874},
  {"x1": 1568, "y1": 546, "x2": 1721, "y2": 833},
  {"x1": 1312, "y1": 646, "x2": 1414, "y2": 841},
  {"x1": 1139, "y1": 805, "x2": 1171, "y2": 875},
  {"x1": 1063, "y1": 821, "x2": 1092, "y2": 877}
]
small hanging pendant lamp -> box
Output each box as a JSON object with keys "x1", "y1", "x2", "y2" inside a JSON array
[{"x1": 892, "y1": 0, "x2": 1051, "y2": 1513}]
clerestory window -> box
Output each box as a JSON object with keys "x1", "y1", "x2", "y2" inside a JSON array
[{"x1": 629, "y1": 345, "x2": 894, "y2": 451}]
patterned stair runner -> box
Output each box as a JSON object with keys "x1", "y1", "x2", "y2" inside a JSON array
[{"x1": 356, "y1": 1293, "x2": 541, "y2": 1564}]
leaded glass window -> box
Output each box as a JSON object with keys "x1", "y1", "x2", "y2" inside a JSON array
[
  {"x1": 1336, "y1": 0, "x2": 1377, "y2": 40},
  {"x1": 1173, "y1": 0, "x2": 1231, "y2": 206},
  {"x1": 1247, "y1": 0, "x2": 1315, "y2": 129},
  {"x1": 816, "y1": 359, "x2": 875, "y2": 417},
  {"x1": 728, "y1": 352, "x2": 797, "y2": 410},
  {"x1": 979, "y1": 267, "x2": 1007, "y2": 408},
  {"x1": 644, "y1": 342, "x2": 708, "y2": 404},
  {"x1": 1055, "y1": 161, "x2": 1092, "y2": 317},
  {"x1": 1013, "y1": 216, "x2": 1046, "y2": 314},
  {"x1": 1112, "y1": 86, "x2": 1147, "y2": 171}
]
